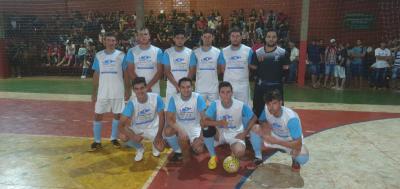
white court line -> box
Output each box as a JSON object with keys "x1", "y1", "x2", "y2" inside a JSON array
[
  {"x1": 141, "y1": 149, "x2": 172, "y2": 189},
  {"x1": 1, "y1": 92, "x2": 399, "y2": 113}
]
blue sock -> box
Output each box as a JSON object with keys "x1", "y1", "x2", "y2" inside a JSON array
[
  {"x1": 295, "y1": 153, "x2": 309, "y2": 165},
  {"x1": 165, "y1": 135, "x2": 181, "y2": 153},
  {"x1": 93, "y1": 121, "x2": 102, "y2": 143},
  {"x1": 125, "y1": 140, "x2": 143, "y2": 150},
  {"x1": 110, "y1": 119, "x2": 119, "y2": 140},
  {"x1": 204, "y1": 137, "x2": 216, "y2": 157},
  {"x1": 250, "y1": 131, "x2": 262, "y2": 159}
]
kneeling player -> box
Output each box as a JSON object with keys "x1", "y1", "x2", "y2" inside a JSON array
[
  {"x1": 164, "y1": 77, "x2": 207, "y2": 162},
  {"x1": 119, "y1": 77, "x2": 165, "y2": 161},
  {"x1": 202, "y1": 81, "x2": 257, "y2": 170},
  {"x1": 253, "y1": 89, "x2": 309, "y2": 172}
]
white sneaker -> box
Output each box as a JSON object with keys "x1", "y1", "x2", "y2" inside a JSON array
[
  {"x1": 134, "y1": 147, "x2": 145, "y2": 161},
  {"x1": 152, "y1": 145, "x2": 160, "y2": 157}
]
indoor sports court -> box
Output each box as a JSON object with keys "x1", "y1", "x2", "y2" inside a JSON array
[{"x1": 0, "y1": 0, "x2": 399, "y2": 188}]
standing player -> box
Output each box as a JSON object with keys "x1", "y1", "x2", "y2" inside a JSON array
[
  {"x1": 164, "y1": 77, "x2": 207, "y2": 162},
  {"x1": 118, "y1": 77, "x2": 165, "y2": 161},
  {"x1": 219, "y1": 27, "x2": 254, "y2": 105},
  {"x1": 163, "y1": 30, "x2": 193, "y2": 100},
  {"x1": 202, "y1": 81, "x2": 257, "y2": 170},
  {"x1": 189, "y1": 29, "x2": 222, "y2": 103},
  {"x1": 126, "y1": 27, "x2": 164, "y2": 93},
  {"x1": 253, "y1": 89, "x2": 309, "y2": 172},
  {"x1": 89, "y1": 32, "x2": 130, "y2": 151},
  {"x1": 252, "y1": 30, "x2": 289, "y2": 117}
]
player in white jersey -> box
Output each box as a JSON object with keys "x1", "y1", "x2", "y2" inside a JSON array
[
  {"x1": 189, "y1": 29, "x2": 222, "y2": 103},
  {"x1": 162, "y1": 30, "x2": 193, "y2": 101},
  {"x1": 202, "y1": 81, "x2": 257, "y2": 170},
  {"x1": 253, "y1": 89, "x2": 309, "y2": 172},
  {"x1": 89, "y1": 32, "x2": 130, "y2": 151},
  {"x1": 126, "y1": 27, "x2": 163, "y2": 94},
  {"x1": 218, "y1": 27, "x2": 254, "y2": 106},
  {"x1": 118, "y1": 77, "x2": 165, "y2": 161},
  {"x1": 164, "y1": 77, "x2": 207, "y2": 163}
]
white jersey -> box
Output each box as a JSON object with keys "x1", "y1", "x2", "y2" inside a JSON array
[
  {"x1": 215, "y1": 99, "x2": 244, "y2": 134},
  {"x1": 95, "y1": 49, "x2": 126, "y2": 99},
  {"x1": 128, "y1": 45, "x2": 162, "y2": 93},
  {"x1": 193, "y1": 46, "x2": 220, "y2": 94},
  {"x1": 264, "y1": 106, "x2": 303, "y2": 141},
  {"x1": 374, "y1": 48, "x2": 391, "y2": 68},
  {"x1": 173, "y1": 92, "x2": 201, "y2": 128},
  {"x1": 130, "y1": 93, "x2": 159, "y2": 130},
  {"x1": 222, "y1": 44, "x2": 252, "y2": 85},
  {"x1": 165, "y1": 47, "x2": 192, "y2": 92}
]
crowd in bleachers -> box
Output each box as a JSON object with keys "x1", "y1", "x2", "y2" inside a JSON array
[{"x1": 4, "y1": 9, "x2": 400, "y2": 90}]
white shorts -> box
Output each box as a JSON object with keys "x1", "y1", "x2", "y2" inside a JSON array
[
  {"x1": 334, "y1": 65, "x2": 346, "y2": 79},
  {"x1": 180, "y1": 124, "x2": 201, "y2": 144},
  {"x1": 198, "y1": 92, "x2": 219, "y2": 103},
  {"x1": 95, "y1": 98, "x2": 125, "y2": 114},
  {"x1": 214, "y1": 130, "x2": 246, "y2": 147},
  {"x1": 231, "y1": 84, "x2": 250, "y2": 106},
  {"x1": 130, "y1": 126, "x2": 158, "y2": 141}
]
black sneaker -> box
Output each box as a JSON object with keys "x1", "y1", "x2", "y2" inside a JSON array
[
  {"x1": 291, "y1": 159, "x2": 301, "y2": 172},
  {"x1": 88, "y1": 142, "x2": 102, "y2": 152},
  {"x1": 170, "y1": 152, "x2": 183, "y2": 162},
  {"x1": 111, "y1": 139, "x2": 121, "y2": 149},
  {"x1": 253, "y1": 158, "x2": 263, "y2": 166}
]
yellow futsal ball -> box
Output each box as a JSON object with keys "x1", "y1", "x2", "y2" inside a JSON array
[{"x1": 223, "y1": 156, "x2": 240, "y2": 173}]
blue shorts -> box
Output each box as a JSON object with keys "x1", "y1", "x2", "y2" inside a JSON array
[
  {"x1": 309, "y1": 62, "x2": 320, "y2": 75},
  {"x1": 351, "y1": 63, "x2": 362, "y2": 77},
  {"x1": 392, "y1": 66, "x2": 400, "y2": 79},
  {"x1": 325, "y1": 64, "x2": 335, "y2": 76},
  {"x1": 319, "y1": 63, "x2": 325, "y2": 75}
]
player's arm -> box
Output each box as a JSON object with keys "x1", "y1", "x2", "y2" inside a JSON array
[
  {"x1": 122, "y1": 56, "x2": 131, "y2": 100},
  {"x1": 236, "y1": 105, "x2": 257, "y2": 140},
  {"x1": 162, "y1": 53, "x2": 179, "y2": 91},
  {"x1": 164, "y1": 65, "x2": 179, "y2": 91},
  {"x1": 248, "y1": 48, "x2": 257, "y2": 70},
  {"x1": 265, "y1": 118, "x2": 303, "y2": 151},
  {"x1": 217, "y1": 52, "x2": 225, "y2": 75},
  {"x1": 187, "y1": 53, "x2": 197, "y2": 79},
  {"x1": 147, "y1": 50, "x2": 164, "y2": 90},
  {"x1": 166, "y1": 98, "x2": 188, "y2": 140},
  {"x1": 91, "y1": 57, "x2": 100, "y2": 102},
  {"x1": 282, "y1": 51, "x2": 290, "y2": 70},
  {"x1": 201, "y1": 101, "x2": 228, "y2": 127},
  {"x1": 127, "y1": 64, "x2": 137, "y2": 81},
  {"x1": 155, "y1": 96, "x2": 165, "y2": 143},
  {"x1": 118, "y1": 103, "x2": 144, "y2": 142},
  {"x1": 126, "y1": 49, "x2": 137, "y2": 81},
  {"x1": 147, "y1": 63, "x2": 163, "y2": 90}
]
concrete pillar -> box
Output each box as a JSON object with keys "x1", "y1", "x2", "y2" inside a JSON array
[
  {"x1": 298, "y1": 0, "x2": 310, "y2": 86},
  {"x1": 135, "y1": 0, "x2": 145, "y2": 30}
]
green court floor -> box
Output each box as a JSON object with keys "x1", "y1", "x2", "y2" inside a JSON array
[{"x1": 1, "y1": 77, "x2": 399, "y2": 105}]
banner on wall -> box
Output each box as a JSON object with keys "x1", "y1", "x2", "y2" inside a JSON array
[{"x1": 343, "y1": 13, "x2": 375, "y2": 30}]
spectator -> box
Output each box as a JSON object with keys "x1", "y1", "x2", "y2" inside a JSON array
[
  {"x1": 350, "y1": 39, "x2": 366, "y2": 88},
  {"x1": 287, "y1": 41, "x2": 299, "y2": 83},
  {"x1": 324, "y1": 39, "x2": 338, "y2": 88},
  {"x1": 371, "y1": 42, "x2": 391, "y2": 89},
  {"x1": 333, "y1": 43, "x2": 347, "y2": 90}
]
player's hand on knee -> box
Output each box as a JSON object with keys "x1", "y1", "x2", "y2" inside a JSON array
[
  {"x1": 155, "y1": 136, "x2": 165, "y2": 148},
  {"x1": 178, "y1": 130, "x2": 188, "y2": 141},
  {"x1": 235, "y1": 132, "x2": 246, "y2": 140},
  {"x1": 119, "y1": 133, "x2": 128, "y2": 142},
  {"x1": 264, "y1": 135, "x2": 278, "y2": 144},
  {"x1": 154, "y1": 138, "x2": 165, "y2": 151},
  {"x1": 132, "y1": 134, "x2": 144, "y2": 143}
]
